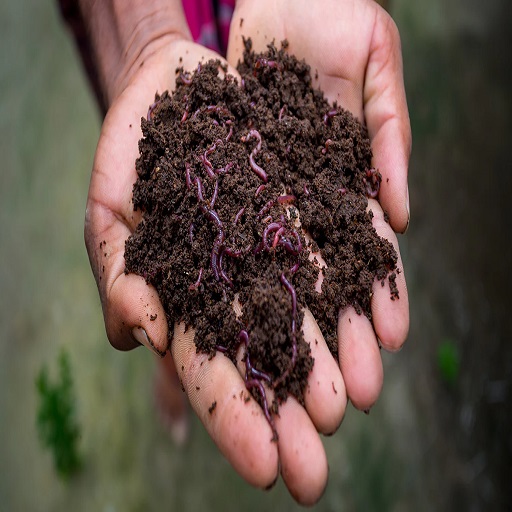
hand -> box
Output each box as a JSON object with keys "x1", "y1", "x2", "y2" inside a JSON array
[
  {"x1": 209, "y1": 0, "x2": 409, "y2": 503},
  {"x1": 84, "y1": 0, "x2": 410, "y2": 505}
]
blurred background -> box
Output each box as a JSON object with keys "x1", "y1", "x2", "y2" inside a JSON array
[{"x1": 1, "y1": 0, "x2": 510, "y2": 510}]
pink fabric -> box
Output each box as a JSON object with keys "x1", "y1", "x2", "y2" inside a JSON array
[{"x1": 182, "y1": 0, "x2": 235, "y2": 56}]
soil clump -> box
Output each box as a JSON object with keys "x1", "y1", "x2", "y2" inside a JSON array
[{"x1": 124, "y1": 40, "x2": 398, "y2": 423}]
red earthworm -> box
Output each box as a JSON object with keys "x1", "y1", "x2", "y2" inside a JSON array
[
  {"x1": 185, "y1": 164, "x2": 192, "y2": 190},
  {"x1": 223, "y1": 247, "x2": 247, "y2": 258},
  {"x1": 239, "y1": 330, "x2": 277, "y2": 440},
  {"x1": 321, "y1": 139, "x2": 334, "y2": 154},
  {"x1": 195, "y1": 176, "x2": 205, "y2": 202},
  {"x1": 249, "y1": 150, "x2": 268, "y2": 182},
  {"x1": 234, "y1": 207, "x2": 245, "y2": 225},
  {"x1": 210, "y1": 179, "x2": 219, "y2": 209},
  {"x1": 257, "y1": 195, "x2": 295, "y2": 218},
  {"x1": 242, "y1": 129, "x2": 268, "y2": 182},
  {"x1": 179, "y1": 72, "x2": 192, "y2": 85},
  {"x1": 189, "y1": 267, "x2": 203, "y2": 290},
  {"x1": 323, "y1": 109, "x2": 338, "y2": 125},
  {"x1": 254, "y1": 58, "x2": 283, "y2": 72},
  {"x1": 255, "y1": 184, "x2": 266, "y2": 197},
  {"x1": 273, "y1": 273, "x2": 298, "y2": 388},
  {"x1": 147, "y1": 100, "x2": 160, "y2": 122},
  {"x1": 214, "y1": 162, "x2": 234, "y2": 175},
  {"x1": 303, "y1": 184, "x2": 310, "y2": 196},
  {"x1": 290, "y1": 262, "x2": 300, "y2": 274},
  {"x1": 278, "y1": 194, "x2": 296, "y2": 204},
  {"x1": 217, "y1": 248, "x2": 233, "y2": 288},
  {"x1": 262, "y1": 222, "x2": 283, "y2": 250},
  {"x1": 278, "y1": 105, "x2": 287, "y2": 121},
  {"x1": 201, "y1": 141, "x2": 223, "y2": 178},
  {"x1": 363, "y1": 168, "x2": 381, "y2": 198},
  {"x1": 272, "y1": 227, "x2": 285, "y2": 248},
  {"x1": 195, "y1": 177, "x2": 225, "y2": 280},
  {"x1": 245, "y1": 378, "x2": 277, "y2": 440},
  {"x1": 181, "y1": 107, "x2": 189, "y2": 123},
  {"x1": 225, "y1": 122, "x2": 233, "y2": 142}
]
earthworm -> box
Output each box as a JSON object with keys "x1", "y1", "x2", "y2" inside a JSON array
[
  {"x1": 242, "y1": 129, "x2": 268, "y2": 183},
  {"x1": 239, "y1": 330, "x2": 277, "y2": 440},
  {"x1": 195, "y1": 177, "x2": 225, "y2": 280},
  {"x1": 255, "y1": 184, "x2": 266, "y2": 197},
  {"x1": 200, "y1": 142, "x2": 218, "y2": 178},
  {"x1": 179, "y1": 72, "x2": 192, "y2": 85},
  {"x1": 147, "y1": 100, "x2": 160, "y2": 122},
  {"x1": 363, "y1": 168, "x2": 381, "y2": 198},
  {"x1": 214, "y1": 162, "x2": 234, "y2": 175},
  {"x1": 225, "y1": 121, "x2": 233, "y2": 142},
  {"x1": 254, "y1": 58, "x2": 283, "y2": 72},
  {"x1": 323, "y1": 109, "x2": 338, "y2": 125},
  {"x1": 257, "y1": 194, "x2": 296, "y2": 217},
  {"x1": 234, "y1": 207, "x2": 245, "y2": 225},
  {"x1": 189, "y1": 268, "x2": 204, "y2": 290},
  {"x1": 278, "y1": 105, "x2": 287, "y2": 121},
  {"x1": 217, "y1": 248, "x2": 233, "y2": 288},
  {"x1": 272, "y1": 273, "x2": 298, "y2": 388},
  {"x1": 321, "y1": 139, "x2": 334, "y2": 154},
  {"x1": 210, "y1": 179, "x2": 219, "y2": 208},
  {"x1": 185, "y1": 163, "x2": 192, "y2": 190}
]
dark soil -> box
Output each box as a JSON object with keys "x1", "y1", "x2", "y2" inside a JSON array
[{"x1": 124, "y1": 40, "x2": 398, "y2": 424}]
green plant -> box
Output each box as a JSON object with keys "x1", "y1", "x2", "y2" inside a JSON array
[
  {"x1": 36, "y1": 349, "x2": 82, "y2": 479},
  {"x1": 437, "y1": 339, "x2": 460, "y2": 386}
]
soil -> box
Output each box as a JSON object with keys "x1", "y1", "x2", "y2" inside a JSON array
[{"x1": 124, "y1": 40, "x2": 398, "y2": 421}]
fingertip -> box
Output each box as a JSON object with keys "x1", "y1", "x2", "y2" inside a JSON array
[
  {"x1": 106, "y1": 272, "x2": 168, "y2": 354},
  {"x1": 338, "y1": 308, "x2": 383, "y2": 410},
  {"x1": 368, "y1": 199, "x2": 410, "y2": 351},
  {"x1": 172, "y1": 322, "x2": 279, "y2": 489},
  {"x1": 277, "y1": 399, "x2": 328, "y2": 506},
  {"x1": 302, "y1": 310, "x2": 347, "y2": 434}
]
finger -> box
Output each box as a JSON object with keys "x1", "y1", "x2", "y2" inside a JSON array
[
  {"x1": 338, "y1": 307, "x2": 383, "y2": 411},
  {"x1": 85, "y1": 98, "x2": 169, "y2": 353},
  {"x1": 275, "y1": 397, "x2": 329, "y2": 506},
  {"x1": 363, "y1": 8, "x2": 411, "y2": 233},
  {"x1": 231, "y1": 313, "x2": 329, "y2": 503},
  {"x1": 171, "y1": 322, "x2": 279, "y2": 489},
  {"x1": 302, "y1": 309, "x2": 347, "y2": 434},
  {"x1": 368, "y1": 198, "x2": 409, "y2": 350}
]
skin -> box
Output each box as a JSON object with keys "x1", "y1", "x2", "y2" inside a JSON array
[{"x1": 82, "y1": 0, "x2": 410, "y2": 505}]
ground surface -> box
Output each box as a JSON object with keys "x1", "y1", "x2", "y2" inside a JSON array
[{"x1": 0, "y1": 0, "x2": 510, "y2": 510}]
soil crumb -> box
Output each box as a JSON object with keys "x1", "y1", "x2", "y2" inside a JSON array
[{"x1": 124, "y1": 39, "x2": 398, "y2": 417}]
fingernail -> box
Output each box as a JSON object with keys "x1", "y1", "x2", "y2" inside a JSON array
[{"x1": 132, "y1": 327, "x2": 165, "y2": 357}]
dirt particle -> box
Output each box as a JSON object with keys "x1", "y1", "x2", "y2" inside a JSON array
[{"x1": 208, "y1": 401, "x2": 217, "y2": 414}]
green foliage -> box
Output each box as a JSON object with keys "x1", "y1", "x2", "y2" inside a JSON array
[
  {"x1": 437, "y1": 339, "x2": 460, "y2": 386},
  {"x1": 36, "y1": 349, "x2": 82, "y2": 479}
]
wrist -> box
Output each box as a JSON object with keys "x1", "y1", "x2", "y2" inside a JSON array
[{"x1": 79, "y1": 0, "x2": 191, "y2": 107}]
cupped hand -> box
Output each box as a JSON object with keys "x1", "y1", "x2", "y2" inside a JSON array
[
  {"x1": 218, "y1": 0, "x2": 411, "y2": 503},
  {"x1": 85, "y1": 0, "x2": 411, "y2": 504}
]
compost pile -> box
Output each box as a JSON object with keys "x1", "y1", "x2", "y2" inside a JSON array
[{"x1": 124, "y1": 40, "x2": 398, "y2": 422}]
